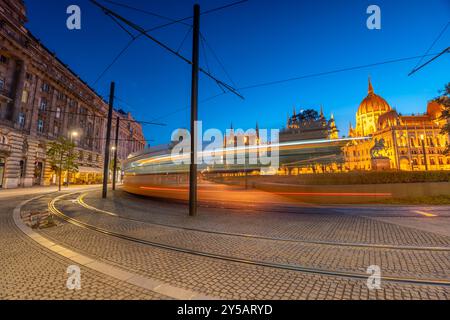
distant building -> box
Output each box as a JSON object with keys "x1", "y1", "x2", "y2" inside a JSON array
[
  {"x1": 281, "y1": 107, "x2": 339, "y2": 142},
  {"x1": 343, "y1": 79, "x2": 450, "y2": 171},
  {"x1": 278, "y1": 107, "x2": 343, "y2": 174},
  {"x1": 0, "y1": 0, "x2": 146, "y2": 188}
]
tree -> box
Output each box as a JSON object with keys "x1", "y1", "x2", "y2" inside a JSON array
[
  {"x1": 109, "y1": 157, "x2": 122, "y2": 173},
  {"x1": 46, "y1": 137, "x2": 78, "y2": 191},
  {"x1": 434, "y1": 83, "x2": 450, "y2": 154},
  {"x1": 299, "y1": 109, "x2": 319, "y2": 122}
]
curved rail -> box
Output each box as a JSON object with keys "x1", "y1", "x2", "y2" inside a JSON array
[
  {"x1": 76, "y1": 193, "x2": 450, "y2": 252},
  {"x1": 48, "y1": 192, "x2": 450, "y2": 287}
]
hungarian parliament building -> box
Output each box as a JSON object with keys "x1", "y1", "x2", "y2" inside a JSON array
[{"x1": 279, "y1": 79, "x2": 450, "y2": 173}]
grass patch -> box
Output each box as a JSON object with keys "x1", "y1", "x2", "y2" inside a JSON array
[{"x1": 364, "y1": 195, "x2": 450, "y2": 205}]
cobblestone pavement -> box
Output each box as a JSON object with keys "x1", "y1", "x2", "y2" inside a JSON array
[
  {"x1": 4, "y1": 188, "x2": 450, "y2": 300},
  {"x1": 0, "y1": 193, "x2": 167, "y2": 300},
  {"x1": 22, "y1": 192, "x2": 449, "y2": 300},
  {"x1": 53, "y1": 195, "x2": 450, "y2": 281},
  {"x1": 83, "y1": 190, "x2": 450, "y2": 247}
]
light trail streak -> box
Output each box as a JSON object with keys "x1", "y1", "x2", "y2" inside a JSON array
[
  {"x1": 133, "y1": 136, "x2": 370, "y2": 166},
  {"x1": 138, "y1": 186, "x2": 392, "y2": 197},
  {"x1": 415, "y1": 211, "x2": 438, "y2": 217}
]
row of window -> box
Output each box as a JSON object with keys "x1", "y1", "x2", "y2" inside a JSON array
[
  {"x1": 411, "y1": 158, "x2": 450, "y2": 166},
  {"x1": 347, "y1": 146, "x2": 448, "y2": 158}
]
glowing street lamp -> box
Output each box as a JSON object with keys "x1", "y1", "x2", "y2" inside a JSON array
[{"x1": 69, "y1": 131, "x2": 79, "y2": 142}]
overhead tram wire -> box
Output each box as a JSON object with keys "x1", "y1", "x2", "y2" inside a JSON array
[
  {"x1": 176, "y1": 26, "x2": 193, "y2": 54},
  {"x1": 101, "y1": 0, "x2": 249, "y2": 24},
  {"x1": 200, "y1": 32, "x2": 239, "y2": 92},
  {"x1": 85, "y1": 137, "x2": 153, "y2": 143},
  {"x1": 92, "y1": 4, "x2": 192, "y2": 86},
  {"x1": 147, "y1": 92, "x2": 230, "y2": 123},
  {"x1": 90, "y1": 0, "x2": 246, "y2": 99},
  {"x1": 38, "y1": 108, "x2": 167, "y2": 127},
  {"x1": 91, "y1": 6, "x2": 139, "y2": 86},
  {"x1": 410, "y1": 21, "x2": 449, "y2": 75},
  {"x1": 93, "y1": 39, "x2": 136, "y2": 86},
  {"x1": 200, "y1": 33, "x2": 226, "y2": 94},
  {"x1": 92, "y1": 0, "x2": 249, "y2": 86},
  {"x1": 105, "y1": 11, "x2": 137, "y2": 38},
  {"x1": 238, "y1": 52, "x2": 445, "y2": 91},
  {"x1": 408, "y1": 46, "x2": 450, "y2": 76},
  {"x1": 113, "y1": 95, "x2": 139, "y2": 112},
  {"x1": 146, "y1": 51, "x2": 448, "y2": 122},
  {"x1": 101, "y1": 0, "x2": 192, "y2": 28}
]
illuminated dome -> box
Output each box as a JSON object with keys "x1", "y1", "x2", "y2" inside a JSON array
[{"x1": 357, "y1": 79, "x2": 392, "y2": 116}]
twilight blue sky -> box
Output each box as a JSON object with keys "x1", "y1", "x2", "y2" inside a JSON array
[{"x1": 25, "y1": 0, "x2": 449, "y2": 145}]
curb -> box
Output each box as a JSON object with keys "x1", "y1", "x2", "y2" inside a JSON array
[{"x1": 13, "y1": 194, "x2": 218, "y2": 300}]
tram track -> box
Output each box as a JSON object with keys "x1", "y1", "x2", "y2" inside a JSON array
[
  {"x1": 47, "y1": 192, "x2": 450, "y2": 287},
  {"x1": 75, "y1": 192, "x2": 450, "y2": 252}
]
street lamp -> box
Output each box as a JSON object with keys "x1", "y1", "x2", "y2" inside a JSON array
[
  {"x1": 70, "y1": 131, "x2": 78, "y2": 140},
  {"x1": 67, "y1": 131, "x2": 79, "y2": 187},
  {"x1": 420, "y1": 134, "x2": 428, "y2": 171}
]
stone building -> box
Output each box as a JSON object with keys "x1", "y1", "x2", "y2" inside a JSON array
[
  {"x1": 0, "y1": 0, "x2": 145, "y2": 188},
  {"x1": 343, "y1": 79, "x2": 450, "y2": 171},
  {"x1": 281, "y1": 107, "x2": 339, "y2": 142}
]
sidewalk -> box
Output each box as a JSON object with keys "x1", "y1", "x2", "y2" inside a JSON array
[{"x1": 0, "y1": 184, "x2": 102, "y2": 199}]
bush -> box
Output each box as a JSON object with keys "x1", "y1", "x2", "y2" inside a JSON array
[
  {"x1": 278, "y1": 171, "x2": 450, "y2": 185},
  {"x1": 211, "y1": 171, "x2": 450, "y2": 185}
]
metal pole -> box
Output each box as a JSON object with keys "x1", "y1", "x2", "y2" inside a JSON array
[
  {"x1": 58, "y1": 151, "x2": 63, "y2": 192},
  {"x1": 102, "y1": 82, "x2": 115, "y2": 198},
  {"x1": 112, "y1": 116, "x2": 120, "y2": 191},
  {"x1": 189, "y1": 4, "x2": 200, "y2": 217}
]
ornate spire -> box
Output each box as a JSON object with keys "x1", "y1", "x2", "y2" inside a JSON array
[
  {"x1": 320, "y1": 105, "x2": 325, "y2": 118},
  {"x1": 293, "y1": 106, "x2": 296, "y2": 117},
  {"x1": 368, "y1": 76, "x2": 374, "y2": 95}
]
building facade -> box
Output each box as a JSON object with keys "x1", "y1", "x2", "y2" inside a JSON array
[
  {"x1": 281, "y1": 107, "x2": 339, "y2": 142},
  {"x1": 0, "y1": 0, "x2": 145, "y2": 188},
  {"x1": 343, "y1": 79, "x2": 450, "y2": 171}
]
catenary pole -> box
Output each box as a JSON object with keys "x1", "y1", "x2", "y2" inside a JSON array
[
  {"x1": 102, "y1": 82, "x2": 115, "y2": 198},
  {"x1": 189, "y1": 4, "x2": 200, "y2": 217}
]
